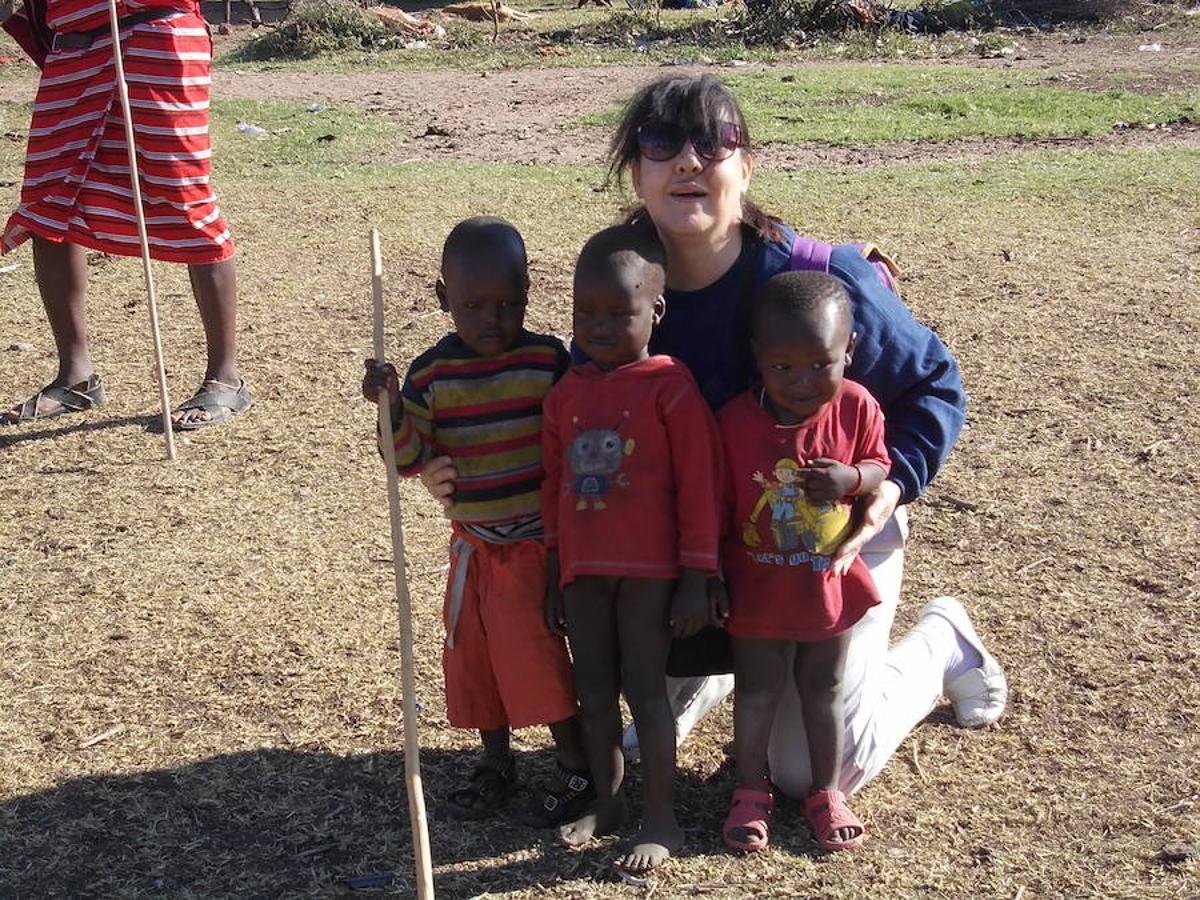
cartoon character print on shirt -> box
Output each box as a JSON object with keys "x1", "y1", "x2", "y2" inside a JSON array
[
  {"x1": 567, "y1": 413, "x2": 636, "y2": 511},
  {"x1": 741, "y1": 457, "x2": 852, "y2": 561}
]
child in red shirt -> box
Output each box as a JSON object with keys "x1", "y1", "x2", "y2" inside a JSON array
[
  {"x1": 716, "y1": 271, "x2": 890, "y2": 854},
  {"x1": 542, "y1": 225, "x2": 722, "y2": 875}
]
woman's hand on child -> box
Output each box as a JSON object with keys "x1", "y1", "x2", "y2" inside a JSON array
[
  {"x1": 669, "y1": 568, "x2": 710, "y2": 638},
  {"x1": 418, "y1": 455, "x2": 458, "y2": 509},
  {"x1": 800, "y1": 458, "x2": 859, "y2": 502},
  {"x1": 831, "y1": 479, "x2": 902, "y2": 571}
]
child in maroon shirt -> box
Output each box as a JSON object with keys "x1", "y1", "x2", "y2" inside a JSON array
[
  {"x1": 542, "y1": 225, "x2": 722, "y2": 875},
  {"x1": 716, "y1": 271, "x2": 890, "y2": 854}
]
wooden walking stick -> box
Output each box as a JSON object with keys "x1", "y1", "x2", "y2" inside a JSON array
[
  {"x1": 106, "y1": 0, "x2": 176, "y2": 459},
  {"x1": 370, "y1": 230, "x2": 436, "y2": 899}
]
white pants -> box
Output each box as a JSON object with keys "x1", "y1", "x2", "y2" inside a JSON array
[{"x1": 664, "y1": 508, "x2": 953, "y2": 798}]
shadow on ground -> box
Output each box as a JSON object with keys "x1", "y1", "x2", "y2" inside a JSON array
[{"x1": 0, "y1": 746, "x2": 751, "y2": 897}]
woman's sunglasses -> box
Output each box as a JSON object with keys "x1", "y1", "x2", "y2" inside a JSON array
[{"x1": 635, "y1": 121, "x2": 745, "y2": 163}]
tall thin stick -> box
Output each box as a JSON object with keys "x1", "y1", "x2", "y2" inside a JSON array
[
  {"x1": 107, "y1": 0, "x2": 175, "y2": 459},
  {"x1": 370, "y1": 230, "x2": 435, "y2": 899}
]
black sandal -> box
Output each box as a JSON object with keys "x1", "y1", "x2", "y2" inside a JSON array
[
  {"x1": 518, "y1": 762, "x2": 595, "y2": 828},
  {"x1": 446, "y1": 755, "x2": 517, "y2": 821},
  {"x1": 1, "y1": 374, "x2": 105, "y2": 425},
  {"x1": 171, "y1": 378, "x2": 252, "y2": 431}
]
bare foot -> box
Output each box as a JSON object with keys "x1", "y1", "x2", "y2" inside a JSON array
[
  {"x1": 613, "y1": 817, "x2": 683, "y2": 874},
  {"x1": 559, "y1": 795, "x2": 626, "y2": 848}
]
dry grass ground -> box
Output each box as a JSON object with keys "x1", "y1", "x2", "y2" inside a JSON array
[{"x1": 1, "y1": 20, "x2": 1198, "y2": 900}]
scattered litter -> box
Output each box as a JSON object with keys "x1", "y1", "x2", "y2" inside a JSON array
[
  {"x1": 6, "y1": 343, "x2": 34, "y2": 352},
  {"x1": 79, "y1": 724, "x2": 125, "y2": 749},
  {"x1": 727, "y1": 59, "x2": 748, "y2": 67},
  {"x1": 306, "y1": 102, "x2": 327, "y2": 113},
  {"x1": 662, "y1": 56, "x2": 695, "y2": 66},
  {"x1": 614, "y1": 866, "x2": 648, "y2": 887},
  {"x1": 1138, "y1": 43, "x2": 1162, "y2": 52},
  {"x1": 343, "y1": 872, "x2": 395, "y2": 890},
  {"x1": 1157, "y1": 843, "x2": 1198, "y2": 866},
  {"x1": 236, "y1": 122, "x2": 267, "y2": 137},
  {"x1": 316, "y1": 134, "x2": 337, "y2": 143},
  {"x1": 443, "y1": 1, "x2": 536, "y2": 22},
  {"x1": 368, "y1": 6, "x2": 446, "y2": 38},
  {"x1": 0, "y1": 263, "x2": 18, "y2": 275},
  {"x1": 403, "y1": 40, "x2": 429, "y2": 50}
]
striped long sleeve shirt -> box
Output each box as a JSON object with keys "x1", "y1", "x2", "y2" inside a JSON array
[{"x1": 391, "y1": 330, "x2": 571, "y2": 529}]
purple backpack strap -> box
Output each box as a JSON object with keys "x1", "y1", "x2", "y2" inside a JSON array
[
  {"x1": 788, "y1": 234, "x2": 834, "y2": 274},
  {"x1": 789, "y1": 233, "x2": 900, "y2": 296}
]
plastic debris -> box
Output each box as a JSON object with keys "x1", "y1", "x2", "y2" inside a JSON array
[
  {"x1": 403, "y1": 40, "x2": 429, "y2": 49},
  {"x1": 0, "y1": 262, "x2": 18, "y2": 274},
  {"x1": 306, "y1": 102, "x2": 327, "y2": 113},
  {"x1": 343, "y1": 873, "x2": 395, "y2": 890},
  {"x1": 236, "y1": 122, "x2": 267, "y2": 136},
  {"x1": 1138, "y1": 43, "x2": 1162, "y2": 52},
  {"x1": 6, "y1": 343, "x2": 34, "y2": 352}
]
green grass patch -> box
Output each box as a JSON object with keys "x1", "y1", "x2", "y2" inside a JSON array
[
  {"x1": 581, "y1": 65, "x2": 1200, "y2": 144},
  {"x1": 208, "y1": 99, "x2": 398, "y2": 178},
  {"x1": 213, "y1": 145, "x2": 1200, "y2": 258}
]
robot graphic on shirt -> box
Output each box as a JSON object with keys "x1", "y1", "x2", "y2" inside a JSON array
[
  {"x1": 741, "y1": 457, "x2": 850, "y2": 556},
  {"x1": 567, "y1": 414, "x2": 636, "y2": 511}
]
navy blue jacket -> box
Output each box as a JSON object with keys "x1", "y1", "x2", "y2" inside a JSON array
[{"x1": 646, "y1": 225, "x2": 967, "y2": 504}]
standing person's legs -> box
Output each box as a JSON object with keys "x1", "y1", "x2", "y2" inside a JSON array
[
  {"x1": 613, "y1": 577, "x2": 681, "y2": 875},
  {"x1": 35, "y1": 238, "x2": 93, "y2": 385},
  {"x1": 769, "y1": 507, "x2": 1003, "y2": 797},
  {"x1": 770, "y1": 509, "x2": 935, "y2": 797},
  {"x1": 560, "y1": 577, "x2": 626, "y2": 848},
  {"x1": 172, "y1": 258, "x2": 249, "y2": 428},
  {"x1": 189, "y1": 259, "x2": 240, "y2": 386},
  {"x1": 722, "y1": 637, "x2": 787, "y2": 851},
  {"x1": 1, "y1": 238, "x2": 101, "y2": 423}
]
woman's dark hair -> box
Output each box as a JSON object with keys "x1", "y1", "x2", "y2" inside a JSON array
[{"x1": 606, "y1": 74, "x2": 785, "y2": 243}]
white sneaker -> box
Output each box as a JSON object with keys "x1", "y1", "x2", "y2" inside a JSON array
[{"x1": 919, "y1": 596, "x2": 1007, "y2": 728}]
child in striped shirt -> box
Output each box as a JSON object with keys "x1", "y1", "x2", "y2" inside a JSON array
[{"x1": 362, "y1": 216, "x2": 591, "y2": 826}]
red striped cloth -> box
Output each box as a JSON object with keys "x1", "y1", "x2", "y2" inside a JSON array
[{"x1": 2, "y1": 0, "x2": 234, "y2": 264}]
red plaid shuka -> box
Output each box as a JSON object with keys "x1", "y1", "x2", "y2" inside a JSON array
[{"x1": 2, "y1": 0, "x2": 234, "y2": 263}]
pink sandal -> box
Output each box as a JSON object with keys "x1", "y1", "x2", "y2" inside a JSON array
[
  {"x1": 804, "y1": 788, "x2": 867, "y2": 852},
  {"x1": 722, "y1": 786, "x2": 773, "y2": 852}
]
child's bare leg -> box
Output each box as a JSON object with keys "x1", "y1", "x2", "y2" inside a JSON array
[
  {"x1": 731, "y1": 637, "x2": 790, "y2": 790},
  {"x1": 480, "y1": 726, "x2": 511, "y2": 762},
  {"x1": 613, "y1": 577, "x2": 681, "y2": 874},
  {"x1": 547, "y1": 714, "x2": 588, "y2": 772},
  {"x1": 446, "y1": 726, "x2": 515, "y2": 819},
  {"x1": 795, "y1": 631, "x2": 857, "y2": 842},
  {"x1": 560, "y1": 576, "x2": 626, "y2": 847}
]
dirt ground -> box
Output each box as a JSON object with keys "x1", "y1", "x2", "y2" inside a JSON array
[
  {"x1": 203, "y1": 31, "x2": 1200, "y2": 166},
  {"x1": 1, "y1": 19, "x2": 1199, "y2": 900}
]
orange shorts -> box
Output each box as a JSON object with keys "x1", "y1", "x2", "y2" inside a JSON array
[{"x1": 442, "y1": 528, "x2": 577, "y2": 731}]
